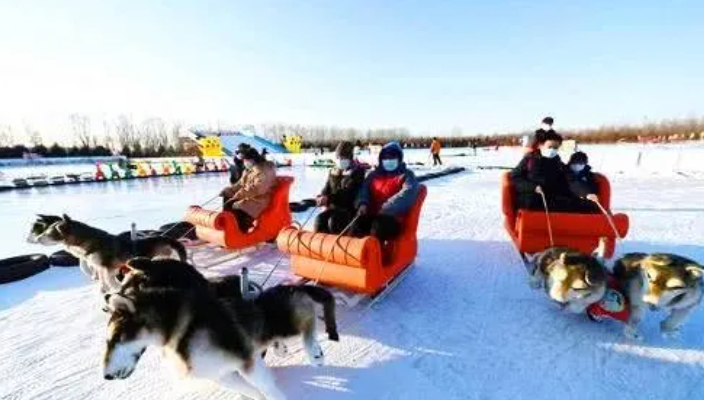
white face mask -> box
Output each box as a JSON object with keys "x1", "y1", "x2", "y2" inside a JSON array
[
  {"x1": 541, "y1": 123, "x2": 552, "y2": 131},
  {"x1": 336, "y1": 158, "x2": 351, "y2": 170},
  {"x1": 381, "y1": 159, "x2": 399, "y2": 171},
  {"x1": 570, "y1": 164, "x2": 586, "y2": 173},
  {"x1": 236, "y1": 153, "x2": 244, "y2": 160},
  {"x1": 540, "y1": 147, "x2": 558, "y2": 158},
  {"x1": 244, "y1": 160, "x2": 254, "y2": 169}
]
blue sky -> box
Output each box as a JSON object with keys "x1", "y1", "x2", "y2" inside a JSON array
[{"x1": 1, "y1": 0, "x2": 703, "y2": 142}]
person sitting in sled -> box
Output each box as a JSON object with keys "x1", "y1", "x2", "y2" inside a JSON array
[
  {"x1": 353, "y1": 142, "x2": 420, "y2": 242},
  {"x1": 220, "y1": 147, "x2": 277, "y2": 232},
  {"x1": 314, "y1": 141, "x2": 366, "y2": 234},
  {"x1": 526, "y1": 116, "x2": 558, "y2": 153},
  {"x1": 510, "y1": 131, "x2": 598, "y2": 213},
  {"x1": 566, "y1": 151, "x2": 599, "y2": 203},
  {"x1": 229, "y1": 143, "x2": 250, "y2": 184}
]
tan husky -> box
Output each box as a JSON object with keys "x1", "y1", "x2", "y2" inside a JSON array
[
  {"x1": 530, "y1": 246, "x2": 607, "y2": 314},
  {"x1": 614, "y1": 253, "x2": 704, "y2": 340}
]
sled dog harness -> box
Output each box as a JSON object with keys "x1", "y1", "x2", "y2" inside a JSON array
[{"x1": 586, "y1": 273, "x2": 630, "y2": 323}]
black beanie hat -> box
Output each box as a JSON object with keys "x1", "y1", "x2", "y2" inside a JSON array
[
  {"x1": 568, "y1": 151, "x2": 588, "y2": 165},
  {"x1": 335, "y1": 141, "x2": 354, "y2": 159}
]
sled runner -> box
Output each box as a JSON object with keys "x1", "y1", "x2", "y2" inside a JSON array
[
  {"x1": 183, "y1": 176, "x2": 294, "y2": 266},
  {"x1": 501, "y1": 172, "x2": 629, "y2": 261},
  {"x1": 276, "y1": 185, "x2": 427, "y2": 296}
]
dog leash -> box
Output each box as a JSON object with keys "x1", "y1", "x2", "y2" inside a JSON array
[
  {"x1": 157, "y1": 194, "x2": 224, "y2": 239},
  {"x1": 538, "y1": 189, "x2": 555, "y2": 247},
  {"x1": 593, "y1": 199, "x2": 623, "y2": 240},
  {"x1": 313, "y1": 213, "x2": 362, "y2": 285},
  {"x1": 259, "y1": 206, "x2": 320, "y2": 288}
]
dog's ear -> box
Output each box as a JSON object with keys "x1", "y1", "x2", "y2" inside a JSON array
[
  {"x1": 553, "y1": 267, "x2": 568, "y2": 282},
  {"x1": 686, "y1": 265, "x2": 704, "y2": 279},
  {"x1": 126, "y1": 257, "x2": 152, "y2": 272},
  {"x1": 62, "y1": 214, "x2": 72, "y2": 222},
  {"x1": 108, "y1": 294, "x2": 136, "y2": 313},
  {"x1": 559, "y1": 252, "x2": 568, "y2": 264}
]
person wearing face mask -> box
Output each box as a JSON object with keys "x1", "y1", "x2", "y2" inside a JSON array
[
  {"x1": 314, "y1": 141, "x2": 366, "y2": 234},
  {"x1": 526, "y1": 116, "x2": 557, "y2": 153},
  {"x1": 353, "y1": 142, "x2": 420, "y2": 243},
  {"x1": 220, "y1": 147, "x2": 277, "y2": 232},
  {"x1": 566, "y1": 151, "x2": 599, "y2": 202},
  {"x1": 510, "y1": 132, "x2": 598, "y2": 213},
  {"x1": 229, "y1": 143, "x2": 250, "y2": 184}
]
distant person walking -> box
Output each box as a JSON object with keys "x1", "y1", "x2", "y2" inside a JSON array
[{"x1": 430, "y1": 137, "x2": 442, "y2": 166}]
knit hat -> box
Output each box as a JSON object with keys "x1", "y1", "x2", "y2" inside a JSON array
[
  {"x1": 236, "y1": 143, "x2": 251, "y2": 155},
  {"x1": 335, "y1": 141, "x2": 354, "y2": 159},
  {"x1": 568, "y1": 151, "x2": 588, "y2": 165},
  {"x1": 379, "y1": 141, "x2": 404, "y2": 162},
  {"x1": 241, "y1": 147, "x2": 262, "y2": 162}
]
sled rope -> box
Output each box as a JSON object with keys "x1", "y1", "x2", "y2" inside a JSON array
[
  {"x1": 538, "y1": 190, "x2": 555, "y2": 247},
  {"x1": 594, "y1": 200, "x2": 622, "y2": 240},
  {"x1": 259, "y1": 206, "x2": 320, "y2": 288},
  {"x1": 158, "y1": 194, "x2": 222, "y2": 239},
  {"x1": 313, "y1": 214, "x2": 361, "y2": 285}
]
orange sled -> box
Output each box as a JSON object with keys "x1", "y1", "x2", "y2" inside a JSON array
[
  {"x1": 185, "y1": 176, "x2": 293, "y2": 250},
  {"x1": 501, "y1": 172, "x2": 629, "y2": 258},
  {"x1": 277, "y1": 185, "x2": 427, "y2": 295}
]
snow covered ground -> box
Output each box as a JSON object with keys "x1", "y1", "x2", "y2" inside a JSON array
[{"x1": 1, "y1": 147, "x2": 704, "y2": 400}]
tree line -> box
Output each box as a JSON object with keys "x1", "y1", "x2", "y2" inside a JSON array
[{"x1": 1, "y1": 115, "x2": 703, "y2": 159}]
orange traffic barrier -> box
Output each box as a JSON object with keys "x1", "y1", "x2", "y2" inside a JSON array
[
  {"x1": 185, "y1": 176, "x2": 293, "y2": 250},
  {"x1": 277, "y1": 185, "x2": 427, "y2": 295},
  {"x1": 501, "y1": 172, "x2": 629, "y2": 258}
]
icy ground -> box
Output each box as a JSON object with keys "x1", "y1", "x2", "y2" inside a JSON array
[{"x1": 2, "y1": 150, "x2": 704, "y2": 400}]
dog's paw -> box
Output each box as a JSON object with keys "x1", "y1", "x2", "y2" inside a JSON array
[
  {"x1": 306, "y1": 341, "x2": 325, "y2": 367},
  {"x1": 272, "y1": 341, "x2": 289, "y2": 358},
  {"x1": 660, "y1": 322, "x2": 682, "y2": 340},
  {"x1": 624, "y1": 326, "x2": 643, "y2": 341}
]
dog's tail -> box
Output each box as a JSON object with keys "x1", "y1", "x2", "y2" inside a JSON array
[{"x1": 299, "y1": 285, "x2": 339, "y2": 341}]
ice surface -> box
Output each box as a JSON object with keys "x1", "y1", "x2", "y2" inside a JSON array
[{"x1": 1, "y1": 145, "x2": 704, "y2": 400}]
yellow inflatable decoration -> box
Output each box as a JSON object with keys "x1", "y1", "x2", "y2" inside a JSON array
[
  {"x1": 283, "y1": 135, "x2": 302, "y2": 153},
  {"x1": 198, "y1": 137, "x2": 225, "y2": 157}
]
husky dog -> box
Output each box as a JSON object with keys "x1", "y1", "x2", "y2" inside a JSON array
[
  {"x1": 27, "y1": 214, "x2": 187, "y2": 292},
  {"x1": 530, "y1": 247, "x2": 607, "y2": 314},
  {"x1": 102, "y1": 258, "x2": 339, "y2": 400},
  {"x1": 614, "y1": 252, "x2": 704, "y2": 339}
]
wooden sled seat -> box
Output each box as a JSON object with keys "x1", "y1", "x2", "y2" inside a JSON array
[
  {"x1": 185, "y1": 176, "x2": 293, "y2": 250},
  {"x1": 501, "y1": 172, "x2": 629, "y2": 258},
  {"x1": 277, "y1": 185, "x2": 427, "y2": 295}
]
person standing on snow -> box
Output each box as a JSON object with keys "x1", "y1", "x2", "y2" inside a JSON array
[
  {"x1": 353, "y1": 142, "x2": 420, "y2": 242},
  {"x1": 430, "y1": 137, "x2": 442, "y2": 166},
  {"x1": 314, "y1": 141, "x2": 366, "y2": 234},
  {"x1": 510, "y1": 131, "x2": 598, "y2": 213}
]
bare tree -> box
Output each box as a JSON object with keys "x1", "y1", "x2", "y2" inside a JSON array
[
  {"x1": 114, "y1": 115, "x2": 137, "y2": 152},
  {"x1": 70, "y1": 114, "x2": 94, "y2": 147},
  {"x1": 25, "y1": 124, "x2": 42, "y2": 147},
  {"x1": 0, "y1": 125, "x2": 14, "y2": 147}
]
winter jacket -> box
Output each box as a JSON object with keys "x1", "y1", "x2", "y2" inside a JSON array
[
  {"x1": 430, "y1": 140, "x2": 441, "y2": 155},
  {"x1": 229, "y1": 161, "x2": 277, "y2": 218},
  {"x1": 566, "y1": 165, "x2": 598, "y2": 198},
  {"x1": 321, "y1": 163, "x2": 366, "y2": 210},
  {"x1": 356, "y1": 164, "x2": 419, "y2": 217},
  {"x1": 229, "y1": 158, "x2": 245, "y2": 184},
  {"x1": 510, "y1": 152, "x2": 572, "y2": 201}
]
